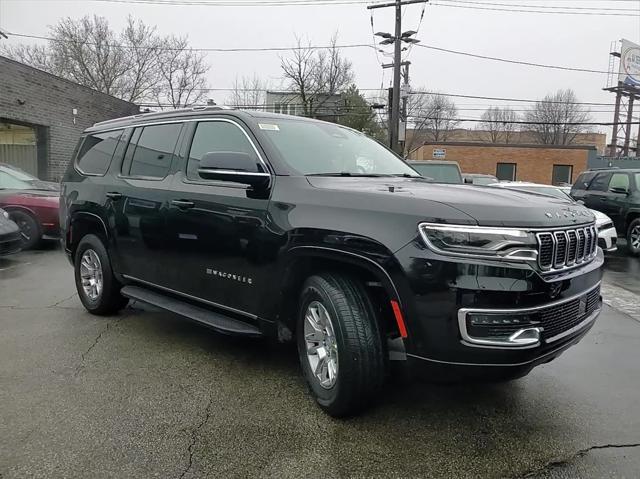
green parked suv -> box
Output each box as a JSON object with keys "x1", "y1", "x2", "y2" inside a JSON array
[{"x1": 571, "y1": 168, "x2": 640, "y2": 256}]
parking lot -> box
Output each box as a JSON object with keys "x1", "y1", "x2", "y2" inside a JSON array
[{"x1": 1, "y1": 244, "x2": 639, "y2": 479}]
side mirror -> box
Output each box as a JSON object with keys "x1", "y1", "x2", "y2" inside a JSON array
[
  {"x1": 197, "y1": 151, "x2": 270, "y2": 189},
  {"x1": 577, "y1": 199, "x2": 585, "y2": 205},
  {"x1": 609, "y1": 186, "x2": 629, "y2": 195}
]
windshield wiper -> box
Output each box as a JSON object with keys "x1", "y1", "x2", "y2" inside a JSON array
[
  {"x1": 390, "y1": 173, "x2": 420, "y2": 178},
  {"x1": 307, "y1": 172, "x2": 394, "y2": 177}
]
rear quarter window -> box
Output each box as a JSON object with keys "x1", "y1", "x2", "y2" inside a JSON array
[
  {"x1": 572, "y1": 172, "x2": 596, "y2": 191},
  {"x1": 76, "y1": 130, "x2": 123, "y2": 176}
]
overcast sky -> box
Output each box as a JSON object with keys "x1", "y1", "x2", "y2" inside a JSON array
[{"x1": 1, "y1": 0, "x2": 639, "y2": 137}]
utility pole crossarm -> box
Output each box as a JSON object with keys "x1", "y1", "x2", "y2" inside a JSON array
[
  {"x1": 367, "y1": 0, "x2": 427, "y2": 9},
  {"x1": 369, "y1": 1, "x2": 426, "y2": 154}
]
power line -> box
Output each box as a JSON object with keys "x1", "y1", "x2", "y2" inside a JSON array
[
  {"x1": 431, "y1": 0, "x2": 640, "y2": 16},
  {"x1": 438, "y1": 0, "x2": 640, "y2": 12},
  {"x1": 6, "y1": 31, "x2": 613, "y2": 75},
  {"x1": 414, "y1": 44, "x2": 610, "y2": 74}
]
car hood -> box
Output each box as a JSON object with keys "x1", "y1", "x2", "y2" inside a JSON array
[{"x1": 306, "y1": 177, "x2": 596, "y2": 228}]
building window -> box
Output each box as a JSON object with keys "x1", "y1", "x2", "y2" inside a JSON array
[
  {"x1": 552, "y1": 165, "x2": 573, "y2": 185},
  {"x1": 496, "y1": 163, "x2": 516, "y2": 181}
]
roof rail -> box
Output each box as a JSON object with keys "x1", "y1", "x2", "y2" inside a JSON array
[
  {"x1": 92, "y1": 105, "x2": 235, "y2": 128},
  {"x1": 587, "y1": 167, "x2": 619, "y2": 171}
]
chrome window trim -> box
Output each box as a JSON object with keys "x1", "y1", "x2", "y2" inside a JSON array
[
  {"x1": 86, "y1": 117, "x2": 271, "y2": 176},
  {"x1": 457, "y1": 281, "x2": 601, "y2": 350}
]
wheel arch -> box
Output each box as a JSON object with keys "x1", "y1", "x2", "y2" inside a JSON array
[
  {"x1": 269, "y1": 246, "x2": 404, "y2": 342},
  {"x1": 67, "y1": 212, "x2": 110, "y2": 263},
  {"x1": 625, "y1": 209, "x2": 640, "y2": 230}
]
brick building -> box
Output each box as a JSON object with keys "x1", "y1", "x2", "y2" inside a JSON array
[
  {"x1": 0, "y1": 56, "x2": 139, "y2": 181},
  {"x1": 408, "y1": 142, "x2": 598, "y2": 185},
  {"x1": 406, "y1": 129, "x2": 607, "y2": 155}
]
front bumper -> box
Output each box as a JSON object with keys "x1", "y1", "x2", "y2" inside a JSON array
[
  {"x1": 598, "y1": 226, "x2": 617, "y2": 253},
  {"x1": 0, "y1": 230, "x2": 22, "y2": 256},
  {"x1": 391, "y1": 239, "x2": 604, "y2": 375}
]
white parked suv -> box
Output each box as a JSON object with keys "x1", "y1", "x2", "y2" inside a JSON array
[{"x1": 488, "y1": 182, "x2": 618, "y2": 252}]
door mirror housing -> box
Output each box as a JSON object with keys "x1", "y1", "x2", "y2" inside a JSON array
[
  {"x1": 576, "y1": 199, "x2": 585, "y2": 205},
  {"x1": 609, "y1": 186, "x2": 629, "y2": 195},
  {"x1": 197, "y1": 151, "x2": 270, "y2": 189}
]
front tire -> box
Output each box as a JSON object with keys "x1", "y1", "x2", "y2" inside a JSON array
[
  {"x1": 297, "y1": 273, "x2": 385, "y2": 417},
  {"x1": 10, "y1": 210, "x2": 41, "y2": 250},
  {"x1": 74, "y1": 234, "x2": 128, "y2": 315},
  {"x1": 627, "y1": 218, "x2": 640, "y2": 256}
]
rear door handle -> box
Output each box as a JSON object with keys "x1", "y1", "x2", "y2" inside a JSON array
[
  {"x1": 106, "y1": 192, "x2": 122, "y2": 200},
  {"x1": 600, "y1": 197, "x2": 607, "y2": 201},
  {"x1": 171, "y1": 199, "x2": 195, "y2": 209}
]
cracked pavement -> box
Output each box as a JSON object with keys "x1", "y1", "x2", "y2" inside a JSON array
[{"x1": 0, "y1": 245, "x2": 639, "y2": 478}]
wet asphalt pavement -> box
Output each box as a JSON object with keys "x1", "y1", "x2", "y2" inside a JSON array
[{"x1": 0, "y1": 245, "x2": 639, "y2": 479}]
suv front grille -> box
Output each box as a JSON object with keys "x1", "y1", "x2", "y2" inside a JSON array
[{"x1": 536, "y1": 224, "x2": 597, "y2": 272}]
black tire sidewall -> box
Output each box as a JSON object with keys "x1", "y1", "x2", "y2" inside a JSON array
[
  {"x1": 297, "y1": 281, "x2": 343, "y2": 407},
  {"x1": 628, "y1": 219, "x2": 640, "y2": 256},
  {"x1": 10, "y1": 210, "x2": 41, "y2": 250},
  {"x1": 74, "y1": 234, "x2": 122, "y2": 314}
]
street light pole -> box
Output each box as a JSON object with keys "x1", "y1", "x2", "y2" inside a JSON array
[{"x1": 369, "y1": 0, "x2": 426, "y2": 154}]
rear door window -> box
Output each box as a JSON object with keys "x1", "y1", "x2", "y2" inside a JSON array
[
  {"x1": 76, "y1": 130, "x2": 123, "y2": 176},
  {"x1": 123, "y1": 123, "x2": 182, "y2": 179}
]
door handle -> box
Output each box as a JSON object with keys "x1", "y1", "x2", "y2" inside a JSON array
[
  {"x1": 171, "y1": 199, "x2": 195, "y2": 209},
  {"x1": 106, "y1": 192, "x2": 122, "y2": 200},
  {"x1": 600, "y1": 197, "x2": 607, "y2": 201}
]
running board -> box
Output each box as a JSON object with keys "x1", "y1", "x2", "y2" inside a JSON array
[{"x1": 121, "y1": 285, "x2": 262, "y2": 337}]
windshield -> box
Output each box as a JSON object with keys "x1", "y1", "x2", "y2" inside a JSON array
[
  {"x1": 0, "y1": 168, "x2": 34, "y2": 189},
  {"x1": 410, "y1": 164, "x2": 462, "y2": 184},
  {"x1": 505, "y1": 185, "x2": 572, "y2": 200},
  {"x1": 256, "y1": 119, "x2": 419, "y2": 177}
]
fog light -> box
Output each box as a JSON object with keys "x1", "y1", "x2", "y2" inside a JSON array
[{"x1": 462, "y1": 311, "x2": 541, "y2": 347}]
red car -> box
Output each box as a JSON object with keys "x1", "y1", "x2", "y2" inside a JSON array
[{"x1": 0, "y1": 164, "x2": 60, "y2": 249}]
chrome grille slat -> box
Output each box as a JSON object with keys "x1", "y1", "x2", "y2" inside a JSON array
[{"x1": 536, "y1": 223, "x2": 597, "y2": 272}]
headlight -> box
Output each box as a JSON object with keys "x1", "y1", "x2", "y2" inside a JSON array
[
  {"x1": 0, "y1": 209, "x2": 8, "y2": 220},
  {"x1": 597, "y1": 221, "x2": 614, "y2": 232},
  {"x1": 419, "y1": 223, "x2": 538, "y2": 261}
]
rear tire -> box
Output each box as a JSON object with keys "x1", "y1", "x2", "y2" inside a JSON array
[
  {"x1": 627, "y1": 218, "x2": 640, "y2": 256},
  {"x1": 74, "y1": 234, "x2": 128, "y2": 315},
  {"x1": 297, "y1": 273, "x2": 385, "y2": 417},
  {"x1": 10, "y1": 210, "x2": 41, "y2": 250}
]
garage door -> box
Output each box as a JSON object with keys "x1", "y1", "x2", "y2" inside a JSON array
[{"x1": 0, "y1": 144, "x2": 38, "y2": 176}]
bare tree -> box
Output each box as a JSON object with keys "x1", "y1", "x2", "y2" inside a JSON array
[
  {"x1": 404, "y1": 91, "x2": 459, "y2": 153},
  {"x1": 477, "y1": 106, "x2": 520, "y2": 143},
  {"x1": 280, "y1": 33, "x2": 353, "y2": 118},
  {"x1": 227, "y1": 74, "x2": 270, "y2": 109},
  {"x1": 156, "y1": 36, "x2": 209, "y2": 108},
  {"x1": 524, "y1": 89, "x2": 592, "y2": 145},
  {"x1": 1, "y1": 15, "x2": 210, "y2": 106},
  {"x1": 1, "y1": 43, "x2": 62, "y2": 74}
]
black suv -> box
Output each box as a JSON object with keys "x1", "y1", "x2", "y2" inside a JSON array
[
  {"x1": 61, "y1": 107, "x2": 603, "y2": 416},
  {"x1": 571, "y1": 168, "x2": 640, "y2": 256}
]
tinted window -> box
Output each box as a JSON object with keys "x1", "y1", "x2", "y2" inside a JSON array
[
  {"x1": 186, "y1": 121, "x2": 258, "y2": 180},
  {"x1": 609, "y1": 173, "x2": 630, "y2": 192},
  {"x1": 496, "y1": 163, "x2": 516, "y2": 181},
  {"x1": 552, "y1": 165, "x2": 573, "y2": 185},
  {"x1": 588, "y1": 173, "x2": 611, "y2": 192},
  {"x1": 124, "y1": 124, "x2": 182, "y2": 179},
  {"x1": 76, "y1": 130, "x2": 123, "y2": 176},
  {"x1": 572, "y1": 172, "x2": 596, "y2": 191},
  {"x1": 410, "y1": 164, "x2": 462, "y2": 184}
]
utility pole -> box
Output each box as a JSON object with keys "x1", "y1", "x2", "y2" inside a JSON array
[{"x1": 368, "y1": 0, "x2": 425, "y2": 154}]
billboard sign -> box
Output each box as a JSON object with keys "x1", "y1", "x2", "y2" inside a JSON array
[{"x1": 619, "y1": 39, "x2": 640, "y2": 89}]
